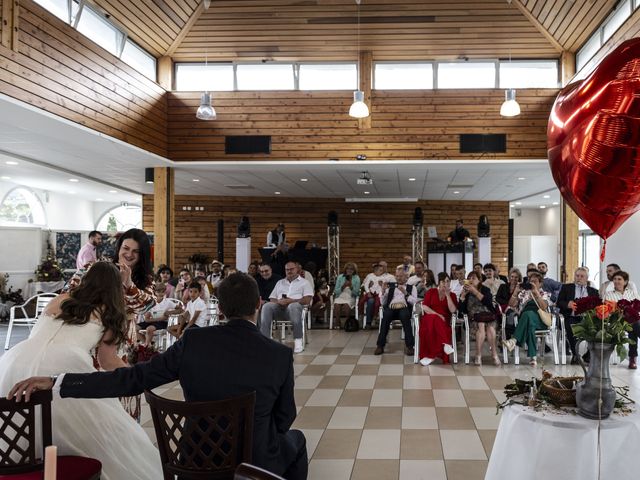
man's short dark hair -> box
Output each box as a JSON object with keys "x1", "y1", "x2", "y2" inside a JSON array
[
  {"x1": 455, "y1": 265, "x2": 465, "y2": 271},
  {"x1": 483, "y1": 263, "x2": 496, "y2": 271},
  {"x1": 188, "y1": 281, "x2": 202, "y2": 291},
  {"x1": 157, "y1": 265, "x2": 173, "y2": 276},
  {"x1": 537, "y1": 262, "x2": 548, "y2": 268},
  {"x1": 414, "y1": 261, "x2": 425, "y2": 267},
  {"x1": 217, "y1": 273, "x2": 260, "y2": 318},
  {"x1": 607, "y1": 263, "x2": 621, "y2": 271},
  {"x1": 526, "y1": 268, "x2": 540, "y2": 275},
  {"x1": 89, "y1": 230, "x2": 101, "y2": 238},
  {"x1": 474, "y1": 263, "x2": 482, "y2": 269}
]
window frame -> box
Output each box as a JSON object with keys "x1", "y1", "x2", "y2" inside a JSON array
[
  {"x1": 373, "y1": 61, "x2": 435, "y2": 90},
  {"x1": 498, "y1": 59, "x2": 560, "y2": 89},
  {"x1": 95, "y1": 204, "x2": 142, "y2": 232},
  {"x1": 297, "y1": 61, "x2": 358, "y2": 91},
  {"x1": 0, "y1": 187, "x2": 47, "y2": 227},
  {"x1": 434, "y1": 60, "x2": 499, "y2": 89}
]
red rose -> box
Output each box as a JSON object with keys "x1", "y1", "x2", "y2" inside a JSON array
[{"x1": 574, "y1": 296, "x2": 602, "y2": 315}]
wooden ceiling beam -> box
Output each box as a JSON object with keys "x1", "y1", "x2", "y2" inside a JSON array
[
  {"x1": 510, "y1": 0, "x2": 563, "y2": 52},
  {"x1": 165, "y1": 1, "x2": 206, "y2": 57}
]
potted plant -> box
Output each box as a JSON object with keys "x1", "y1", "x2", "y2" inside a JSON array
[{"x1": 571, "y1": 296, "x2": 639, "y2": 419}]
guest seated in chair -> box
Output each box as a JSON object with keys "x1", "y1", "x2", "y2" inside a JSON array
[
  {"x1": 332, "y1": 263, "x2": 361, "y2": 329},
  {"x1": 418, "y1": 273, "x2": 457, "y2": 366},
  {"x1": 459, "y1": 272, "x2": 500, "y2": 366},
  {"x1": 374, "y1": 271, "x2": 417, "y2": 356},
  {"x1": 359, "y1": 264, "x2": 385, "y2": 327},
  {"x1": 257, "y1": 263, "x2": 281, "y2": 305},
  {"x1": 482, "y1": 263, "x2": 504, "y2": 297},
  {"x1": 603, "y1": 270, "x2": 640, "y2": 369},
  {"x1": 260, "y1": 262, "x2": 313, "y2": 353},
  {"x1": 168, "y1": 282, "x2": 209, "y2": 338},
  {"x1": 502, "y1": 271, "x2": 552, "y2": 366},
  {"x1": 408, "y1": 261, "x2": 429, "y2": 300},
  {"x1": 10, "y1": 273, "x2": 308, "y2": 480},
  {"x1": 556, "y1": 267, "x2": 599, "y2": 365},
  {"x1": 137, "y1": 283, "x2": 181, "y2": 346},
  {"x1": 495, "y1": 268, "x2": 522, "y2": 339}
]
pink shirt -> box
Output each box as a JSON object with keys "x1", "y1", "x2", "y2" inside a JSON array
[{"x1": 76, "y1": 242, "x2": 96, "y2": 270}]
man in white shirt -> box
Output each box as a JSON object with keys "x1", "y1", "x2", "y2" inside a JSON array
[
  {"x1": 378, "y1": 260, "x2": 397, "y2": 283},
  {"x1": 450, "y1": 265, "x2": 466, "y2": 299},
  {"x1": 375, "y1": 270, "x2": 417, "y2": 356},
  {"x1": 267, "y1": 223, "x2": 286, "y2": 247},
  {"x1": 407, "y1": 261, "x2": 427, "y2": 300},
  {"x1": 600, "y1": 263, "x2": 639, "y2": 297},
  {"x1": 396, "y1": 255, "x2": 415, "y2": 275},
  {"x1": 76, "y1": 230, "x2": 102, "y2": 269},
  {"x1": 207, "y1": 260, "x2": 224, "y2": 289},
  {"x1": 260, "y1": 261, "x2": 313, "y2": 353}
]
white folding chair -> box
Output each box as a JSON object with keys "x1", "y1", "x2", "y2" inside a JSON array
[
  {"x1": 4, "y1": 293, "x2": 57, "y2": 350},
  {"x1": 208, "y1": 296, "x2": 220, "y2": 326},
  {"x1": 272, "y1": 304, "x2": 309, "y2": 347},
  {"x1": 451, "y1": 313, "x2": 470, "y2": 364},
  {"x1": 510, "y1": 312, "x2": 560, "y2": 365},
  {"x1": 377, "y1": 305, "x2": 406, "y2": 341},
  {"x1": 328, "y1": 296, "x2": 359, "y2": 330},
  {"x1": 412, "y1": 303, "x2": 422, "y2": 364}
]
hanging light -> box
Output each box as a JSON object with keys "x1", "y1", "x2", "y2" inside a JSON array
[
  {"x1": 196, "y1": 92, "x2": 216, "y2": 120},
  {"x1": 203, "y1": 0, "x2": 211, "y2": 9},
  {"x1": 196, "y1": 48, "x2": 216, "y2": 120},
  {"x1": 349, "y1": 0, "x2": 369, "y2": 119},
  {"x1": 500, "y1": 89, "x2": 520, "y2": 117},
  {"x1": 144, "y1": 167, "x2": 154, "y2": 184}
]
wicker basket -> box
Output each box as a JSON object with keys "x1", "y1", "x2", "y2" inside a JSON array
[{"x1": 541, "y1": 376, "x2": 582, "y2": 406}]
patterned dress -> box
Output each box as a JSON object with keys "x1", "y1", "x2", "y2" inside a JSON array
[{"x1": 120, "y1": 280, "x2": 156, "y2": 419}]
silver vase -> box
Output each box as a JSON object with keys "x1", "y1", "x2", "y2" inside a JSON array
[{"x1": 576, "y1": 341, "x2": 616, "y2": 419}]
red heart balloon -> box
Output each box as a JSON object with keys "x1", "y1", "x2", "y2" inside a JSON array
[{"x1": 548, "y1": 38, "x2": 640, "y2": 240}]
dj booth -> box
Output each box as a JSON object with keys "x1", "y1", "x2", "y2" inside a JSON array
[{"x1": 258, "y1": 245, "x2": 328, "y2": 273}]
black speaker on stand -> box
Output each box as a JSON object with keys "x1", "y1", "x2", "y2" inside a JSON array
[{"x1": 478, "y1": 215, "x2": 490, "y2": 237}]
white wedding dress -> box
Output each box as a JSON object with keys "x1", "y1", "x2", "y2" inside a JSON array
[{"x1": 0, "y1": 313, "x2": 163, "y2": 480}]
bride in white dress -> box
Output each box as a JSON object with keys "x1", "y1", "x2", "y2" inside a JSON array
[{"x1": 0, "y1": 262, "x2": 162, "y2": 480}]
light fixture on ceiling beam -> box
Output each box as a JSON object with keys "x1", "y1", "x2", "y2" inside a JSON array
[
  {"x1": 349, "y1": 0, "x2": 369, "y2": 119},
  {"x1": 145, "y1": 167, "x2": 154, "y2": 184},
  {"x1": 203, "y1": 0, "x2": 211, "y2": 9},
  {"x1": 500, "y1": 88, "x2": 521, "y2": 117}
]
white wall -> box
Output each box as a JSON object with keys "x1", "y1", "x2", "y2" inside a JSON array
[
  {"x1": 603, "y1": 211, "x2": 640, "y2": 284},
  {"x1": 512, "y1": 206, "x2": 561, "y2": 278}
]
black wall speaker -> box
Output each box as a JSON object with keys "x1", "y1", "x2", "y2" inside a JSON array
[
  {"x1": 477, "y1": 215, "x2": 490, "y2": 237},
  {"x1": 217, "y1": 219, "x2": 224, "y2": 261},
  {"x1": 225, "y1": 136, "x2": 271, "y2": 154},
  {"x1": 459, "y1": 134, "x2": 507, "y2": 153},
  {"x1": 413, "y1": 207, "x2": 423, "y2": 226},
  {"x1": 237, "y1": 216, "x2": 251, "y2": 238},
  {"x1": 328, "y1": 211, "x2": 339, "y2": 226}
]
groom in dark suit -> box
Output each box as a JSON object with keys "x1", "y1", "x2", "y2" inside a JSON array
[
  {"x1": 556, "y1": 267, "x2": 599, "y2": 365},
  {"x1": 9, "y1": 273, "x2": 308, "y2": 480}
]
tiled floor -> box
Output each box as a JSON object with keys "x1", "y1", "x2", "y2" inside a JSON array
[{"x1": 4, "y1": 323, "x2": 639, "y2": 479}]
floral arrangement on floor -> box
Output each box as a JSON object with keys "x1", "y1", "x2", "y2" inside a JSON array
[
  {"x1": 571, "y1": 296, "x2": 640, "y2": 361},
  {"x1": 0, "y1": 273, "x2": 25, "y2": 321},
  {"x1": 497, "y1": 370, "x2": 635, "y2": 415},
  {"x1": 126, "y1": 343, "x2": 160, "y2": 364}
]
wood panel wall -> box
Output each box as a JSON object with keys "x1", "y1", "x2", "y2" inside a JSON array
[
  {"x1": 168, "y1": 89, "x2": 557, "y2": 161},
  {"x1": 0, "y1": 0, "x2": 167, "y2": 157},
  {"x1": 142, "y1": 194, "x2": 510, "y2": 278}
]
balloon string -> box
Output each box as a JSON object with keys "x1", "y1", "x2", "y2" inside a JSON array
[{"x1": 600, "y1": 239, "x2": 607, "y2": 262}]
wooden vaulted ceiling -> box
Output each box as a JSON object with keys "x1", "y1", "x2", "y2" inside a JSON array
[{"x1": 91, "y1": 0, "x2": 619, "y2": 62}]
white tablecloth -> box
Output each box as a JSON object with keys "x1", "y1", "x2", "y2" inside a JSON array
[
  {"x1": 485, "y1": 404, "x2": 640, "y2": 480},
  {"x1": 23, "y1": 281, "x2": 65, "y2": 298}
]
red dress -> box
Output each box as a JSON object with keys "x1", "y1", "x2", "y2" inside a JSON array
[{"x1": 419, "y1": 289, "x2": 457, "y2": 363}]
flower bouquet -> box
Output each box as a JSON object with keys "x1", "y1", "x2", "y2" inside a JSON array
[
  {"x1": 126, "y1": 343, "x2": 160, "y2": 364},
  {"x1": 572, "y1": 296, "x2": 639, "y2": 361}
]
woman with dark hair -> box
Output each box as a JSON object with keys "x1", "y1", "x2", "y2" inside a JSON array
[
  {"x1": 111, "y1": 228, "x2": 156, "y2": 418},
  {"x1": 460, "y1": 271, "x2": 500, "y2": 366},
  {"x1": 604, "y1": 271, "x2": 640, "y2": 369},
  {"x1": 0, "y1": 262, "x2": 162, "y2": 479},
  {"x1": 418, "y1": 272, "x2": 458, "y2": 365}
]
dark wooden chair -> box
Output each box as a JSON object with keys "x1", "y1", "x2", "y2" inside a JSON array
[
  {"x1": 0, "y1": 390, "x2": 101, "y2": 480},
  {"x1": 234, "y1": 463, "x2": 285, "y2": 480},
  {"x1": 145, "y1": 390, "x2": 255, "y2": 480}
]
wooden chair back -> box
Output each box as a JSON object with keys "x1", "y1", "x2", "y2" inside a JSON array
[
  {"x1": 0, "y1": 390, "x2": 53, "y2": 475},
  {"x1": 145, "y1": 390, "x2": 255, "y2": 480}
]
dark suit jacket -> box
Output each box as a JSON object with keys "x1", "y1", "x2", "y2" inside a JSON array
[
  {"x1": 60, "y1": 319, "x2": 296, "y2": 475},
  {"x1": 556, "y1": 283, "x2": 599, "y2": 318}
]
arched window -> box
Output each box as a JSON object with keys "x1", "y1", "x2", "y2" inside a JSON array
[
  {"x1": 0, "y1": 187, "x2": 46, "y2": 225},
  {"x1": 96, "y1": 204, "x2": 142, "y2": 232}
]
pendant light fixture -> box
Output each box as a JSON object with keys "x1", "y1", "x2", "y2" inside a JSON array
[
  {"x1": 500, "y1": 88, "x2": 521, "y2": 117},
  {"x1": 500, "y1": 52, "x2": 520, "y2": 117},
  {"x1": 349, "y1": 0, "x2": 369, "y2": 119},
  {"x1": 196, "y1": 51, "x2": 216, "y2": 120}
]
